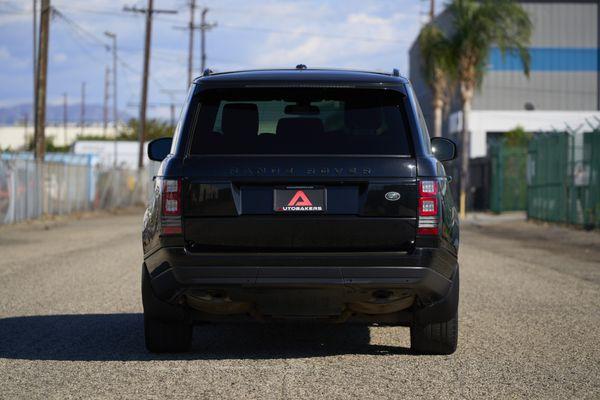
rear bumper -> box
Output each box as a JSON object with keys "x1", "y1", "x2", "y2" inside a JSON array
[
  {"x1": 146, "y1": 246, "x2": 455, "y2": 282},
  {"x1": 144, "y1": 247, "x2": 458, "y2": 321}
]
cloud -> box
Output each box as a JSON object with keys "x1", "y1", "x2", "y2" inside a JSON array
[
  {"x1": 0, "y1": 45, "x2": 28, "y2": 68},
  {"x1": 51, "y1": 52, "x2": 68, "y2": 63},
  {"x1": 0, "y1": 0, "x2": 423, "y2": 117},
  {"x1": 254, "y1": 8, "x2": 417, "y2": 71},
  {"x1": 0, "y1": 46, "x2": 10, "y2": 60}
]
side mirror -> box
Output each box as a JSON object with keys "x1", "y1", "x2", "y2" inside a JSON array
[
  {"x1": 147, "y1": 137, "x2": 173, "y2": 162},
  {"x1": 431, "y1": 137, "x2": 457, "y2": 162}
]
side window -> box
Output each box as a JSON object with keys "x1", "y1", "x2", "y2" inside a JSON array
[
  {"x1": 414, "y1": 98, "x2": 432, "y2": 154},
  {"x1": 170, "y1": 86, "x2": 194, "y2": 153}
]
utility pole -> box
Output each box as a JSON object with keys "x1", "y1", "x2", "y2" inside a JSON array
[
  {"x1": 104, "y1": 31, "x2": 118, "y2": 167},
  {"x1": 429, "y1": 0, "x2": 435, "y2": 22},
  {"x1": 200, "y1": 8, "x2": 217, "y2": 72},
  {"x1": 63, "y1": 92, "x2": 67, "y2": 146},
  {"x1": 80, "y1": 81, "x2": 86, "y2": 135},
  {"x1": 32, "y1": 0, "x2": 38, "y2": 149},
  {"x1": 24, "y1": 113, "x2": 29, "y2": 149},
  {"x1": 124, "y1": 2, "x2": 177, "y2": 169},
  {"x1": 174, "y1": 5, "x2": 215, "y2": 84},
  {"x1": 34, "y1": 0, "x2": 50, "y2": 161},
  {"x1": 104, "y1": 32, "x2": 118, "y2": 134},
  {"x1": 138, "y1": 0, "x2": 152, "y2": 170},
  {"x1": 188, "y1": 0, "x2": 196, "y2": 87},
  {"x1": 103, "y1": 65, "x2": 110, "y2": 136},
  {"x1": 160, "y1": 89, "x2": 180, "y2": 128}
]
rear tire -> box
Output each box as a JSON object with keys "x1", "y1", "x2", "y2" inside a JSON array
[
  {"x1": 144, "y1": 316, "x2": 193, "y2": 353},
  {"x1": 142, "y1": 265, "x2": 192, "y2": 353},
  {"x1": 410, "y1": 313, "x2": 458, "y2": 355}
]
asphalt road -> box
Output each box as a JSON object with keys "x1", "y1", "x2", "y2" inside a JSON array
[{"x1": 0, "y1": 211, "x2": 599, "y2": 399}]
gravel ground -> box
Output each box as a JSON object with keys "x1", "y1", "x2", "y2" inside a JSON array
[{"x1": 0, "y1": 211, "x2": 599, "y2": 399}]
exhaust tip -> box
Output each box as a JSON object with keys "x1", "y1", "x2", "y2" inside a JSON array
[{"x1": 372, "y1": 290, "x2": 394, "y2": 300}]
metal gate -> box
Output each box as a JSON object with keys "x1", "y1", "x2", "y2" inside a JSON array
[
  {"x1": 527, "y1": 130, "x2": 600, "y2": 229},
  {"x1": 489, "y1": 140, "x2": 528, "y2": 213}
]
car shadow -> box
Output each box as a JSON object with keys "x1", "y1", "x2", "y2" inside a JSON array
[{"x1": 0, "y1": 313, "x2": 415, "y2": 361}]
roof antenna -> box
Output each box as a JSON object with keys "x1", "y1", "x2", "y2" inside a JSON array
[
  {"x1": 203, "y1": 68, "x2": 213, "y2": 76},
  {"x1": 296, "y1": 64, "x2": 307, "y2": 70},
  {"x1": 392, "y1": 68, "x2": 400, "y2": 77}
]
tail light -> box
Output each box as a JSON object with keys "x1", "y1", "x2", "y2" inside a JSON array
[
  {"x1": 418, "y1": 180, "x2": 439, "y2": 235},
  {"x1": 160, "y1": 178, "x2": 182, "y2": 235}
]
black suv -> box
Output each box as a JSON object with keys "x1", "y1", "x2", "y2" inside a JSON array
[{"x1": 143, "y1": 68, "x2": 459, "y2": 354}]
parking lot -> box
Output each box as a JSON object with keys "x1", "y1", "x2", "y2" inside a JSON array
[{"x1": 0, "y1": 210, "x2": 598, "y2": 399}]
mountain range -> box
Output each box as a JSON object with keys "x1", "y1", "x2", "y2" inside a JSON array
[{"x1": 0, "y1": 103, "x2": 131, "y2": 125}]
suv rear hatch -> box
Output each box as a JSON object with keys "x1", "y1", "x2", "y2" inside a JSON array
[{"x1": 181, "y1": 87, "x2": 417, "y2": 252}]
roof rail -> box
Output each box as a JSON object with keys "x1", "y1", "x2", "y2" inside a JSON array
[
  {"x1": 202, "y1": 68, "x2": 213, "y2": 77},
  {"x1": 296, "y1": 64, "x2": 307, "y2": 70},
  {"x1": 392, "y1": 68, "x2": 400, "y2": 77}
]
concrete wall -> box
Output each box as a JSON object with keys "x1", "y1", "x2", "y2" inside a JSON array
[{"x1": 0, "y1": 124, "x2": 122, "y2": 150}]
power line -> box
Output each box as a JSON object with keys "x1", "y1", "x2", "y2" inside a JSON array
[
  {"x1": 155, "y1": 14, "x2": 409, "y2": 44},
  {"x1": 52, "y1": 6, "x2": 172, "y2": 96},
  {"x1": 173, "y1": 4, "x2": 216, "y2": 85},
  {"x1": 183, "y1": 0, "x2": 195, "y2": 88},
  {"x1": 52, "y1": 8, "x2": 109, "y2": 50},
  {"x1": 50, "y1": 5, "x2": 136, "y2": 18},
  {"x1": 51, "y1": 3, "x2": 410, "y2": 44}
]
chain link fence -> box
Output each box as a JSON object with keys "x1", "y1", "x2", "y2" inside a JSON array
[{"x1": 0, "y1": 157, "x2": 150, "y2": 225}]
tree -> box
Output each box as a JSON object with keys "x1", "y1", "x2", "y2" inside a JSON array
[
  {"x1": 27, "y1": 136, "x2": 70, "y2": 153},
  {"x1": 77, "y1": 118, "x2": 174, "y2": 142},
  {"x1": 123, "y1": 118, "x2": 174, "y2": 141},
  {"x1": 448, "y1": 0, "x2": 532, "y2": 217},
  {"x1": 418, "y1": 24, "x2": 455, "y2": 138}
]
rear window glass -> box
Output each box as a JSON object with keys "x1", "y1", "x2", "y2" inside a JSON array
[{"x1": 189, "y1": 88, "x2": 412, "y2": 155}]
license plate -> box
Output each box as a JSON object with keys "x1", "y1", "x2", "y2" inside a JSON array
[{"x1": 274, "y1": 187, "x2": 326, "y2": 213}]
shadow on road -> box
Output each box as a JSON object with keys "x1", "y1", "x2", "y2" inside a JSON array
[{"x1": 0, "y1": 313, "x2": 413, "y2": 361}]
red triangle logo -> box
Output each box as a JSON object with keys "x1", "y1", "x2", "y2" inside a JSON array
[{"x1": 288, "y1": 190, "x2": 312, "y2": 206}]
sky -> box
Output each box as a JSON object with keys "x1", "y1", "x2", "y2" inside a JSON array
[{"x1": 0, "y1": 0, "x2": 426, "y2": 119}]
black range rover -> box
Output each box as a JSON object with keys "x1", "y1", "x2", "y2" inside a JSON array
[{"x1": 142, "y1": 67, "x2": 460, "y2": 354}]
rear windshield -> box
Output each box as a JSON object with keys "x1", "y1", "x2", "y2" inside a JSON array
[{"x1": 188, "y1": 88, "x2": 412, "y2": 155}]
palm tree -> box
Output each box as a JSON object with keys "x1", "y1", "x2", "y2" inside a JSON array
[
  {"x1": 448, "y1": 0, "x2": 532, "y2": 217},
  {"x1": 418, "y1": 24, "x2": 455, "y2": 138}
]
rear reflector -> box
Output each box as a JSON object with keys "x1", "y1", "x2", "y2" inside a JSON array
[
  {"x1": 417, "y1": 227, "x2": 439, "y2": 235},
  {"x1": 162, "y1": 225, "x2": 182, "y2": 235},
  {"x1": 418, "y1": 180, "x2": 439, "y2": 235}
]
